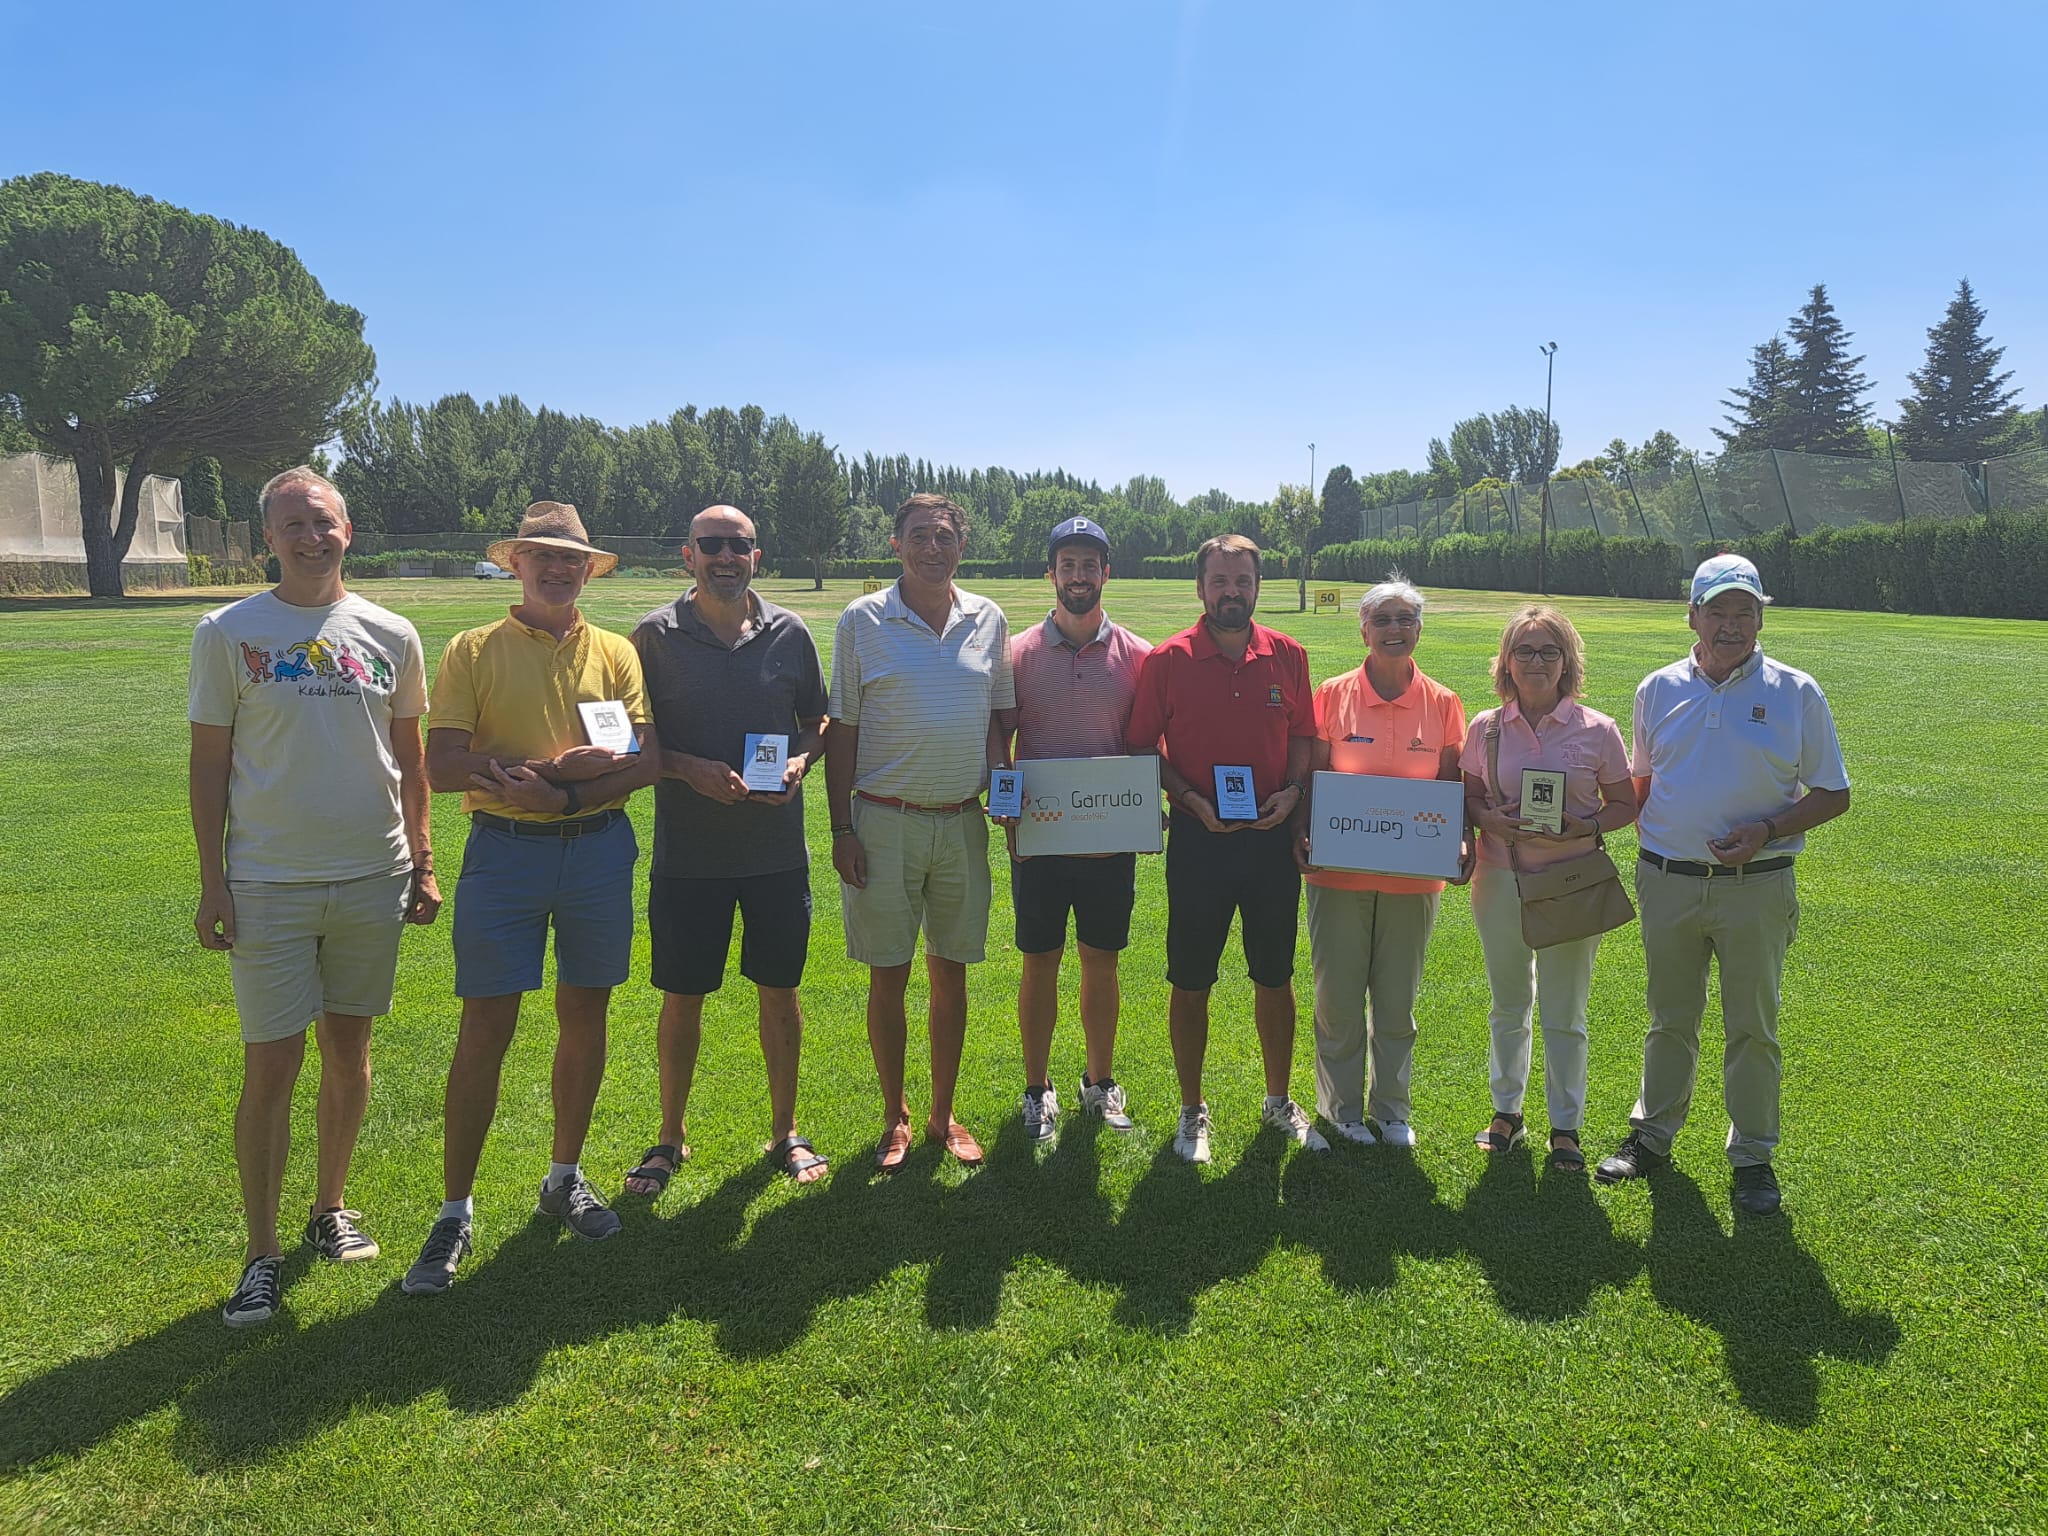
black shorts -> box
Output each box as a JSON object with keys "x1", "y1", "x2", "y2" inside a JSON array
[
  {"x1": 1011, "y1": 852, "x2": 1138, "y2": 955},
  {"x1": 648, "y1": 868, "x2": 812, "y2": 996},
  {"x1": 1163, "y1": 816, "x2": 1300, "y2": 991}
]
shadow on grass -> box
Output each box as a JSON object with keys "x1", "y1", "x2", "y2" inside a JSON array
[
  {"x1": 1639, "y1": 1166, "x2": 1901, "y2": 1426},
  {"x1": 1458, "y1": 1150, "x2": 1643, "y2": 1321},
  {"x1": 0, "y1": 1139, "x2": 1900, "y2": 1468}
]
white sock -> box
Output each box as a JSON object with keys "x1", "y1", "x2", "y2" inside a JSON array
[
  {"x1": 439, "y1": 1197, "x2": 473, "y2": 1222},
  {"x1": 1264, "y1": 1094, "x2": 1288, "y2": 1110},
  {"x1": 545, "y1": 1161, "x2": 580, "y2": 1191}
]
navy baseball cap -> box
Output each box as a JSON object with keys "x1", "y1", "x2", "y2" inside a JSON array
[{"x1": 1048, "y1": 516, "x2": 1110, "y2": 561}]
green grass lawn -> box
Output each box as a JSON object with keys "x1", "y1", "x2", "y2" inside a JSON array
[{"x1": 1, "y1": 575, "x2": 2044, "y2": 1534}]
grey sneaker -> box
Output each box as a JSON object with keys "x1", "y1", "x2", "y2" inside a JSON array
[
  {"x1": 401, "y1": 1216, "x2": 472, "y2": 1296},
  {"x1": 1261, "y1": 1097, "x2": 1331, "y2": 1152},
  {"x1": 1173, "y1": 1102, "x2": 1212, "y2": 1164},
  {"x1": 1023, "y1": 1086, "x2": 1060, "y2": 1144},
  {"x1": 304, "y1": 1207, "x2": 380, "y2": 1262},
  {"x1": 1079, "y1": 1075, "x2": 1134, "y2": 1131},
  {"x1": 537, "y1": 1174, "x2": 622, "y2": 1240},
  {"x1": 223, "y1": 1255, "x2": 283, "y2": 1328}
]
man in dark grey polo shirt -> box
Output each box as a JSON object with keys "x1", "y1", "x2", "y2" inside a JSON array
[{"x1": 621, "y1": 505, "x2": 831, "y2": 1191}]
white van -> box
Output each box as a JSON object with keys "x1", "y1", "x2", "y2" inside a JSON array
[{"x1": 474, "y1": 560, "x2": 514, "y2": 579}]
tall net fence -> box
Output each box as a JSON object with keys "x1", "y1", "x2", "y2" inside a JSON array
[
  {"x1": 1352, "y1": 446, "x2": 2048, "y2": 547},
  {"x1": 0, "y1": 452, "x2": 186, "y2": 563}
]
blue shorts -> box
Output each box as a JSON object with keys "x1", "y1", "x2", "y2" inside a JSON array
[{"x1": 452, "y1": 812, "x2": 638, "y2": 997}]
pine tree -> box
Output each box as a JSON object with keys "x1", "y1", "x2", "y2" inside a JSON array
[
  {"x1": 1895, "y1": 278, "x2": 2021, "y2": 461},
  {"x1": 1715, "y1": 337, "x2": 1795, "y2": 453},
  {"x1": 1782, "y1": 284, "x2": 1871, "y2": 454}
]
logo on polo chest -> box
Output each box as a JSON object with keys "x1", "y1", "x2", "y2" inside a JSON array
[
  {"x1": 1267, "y1": 684, "x2": 1284, "y2": 707},
  {"x1": 1750, "y1": 705, "x2": 1767, "y2": 722}
]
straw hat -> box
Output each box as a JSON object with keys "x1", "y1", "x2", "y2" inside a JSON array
[{"x1": 486, "y1": 502, "x2": 618, "y2": 578}]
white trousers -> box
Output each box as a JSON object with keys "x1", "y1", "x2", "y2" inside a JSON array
[{"x1": 1469, "y1": 862, "x2": 1598, "y2": 1132}]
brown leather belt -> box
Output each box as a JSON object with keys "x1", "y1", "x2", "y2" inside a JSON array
[
  {"x1": 1639, "y1": 850, "x2": 1793, "y2": 879},
  {"x1": 472, "y1": 809, "x2": 624, "y2": 839},
  {"x1": 856, "y1": 790, "x2": 980, "y2": 815}
]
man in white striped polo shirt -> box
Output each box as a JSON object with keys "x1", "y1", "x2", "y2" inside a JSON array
[{"x1": 825, "y1": 493, "x2": 1017, "y2": 1172}]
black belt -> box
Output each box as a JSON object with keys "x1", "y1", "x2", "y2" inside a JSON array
[
  {"x1": 1639, "y1": 850, "x2": 1793, "y2": 879},
  {"x1": 473, "y1": 808, "x2": 624, "y2": 839}
]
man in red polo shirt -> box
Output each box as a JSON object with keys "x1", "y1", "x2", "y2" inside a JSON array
[{"x1": 1126, "y1": 534, "x2": 1327, "y2": 1164}]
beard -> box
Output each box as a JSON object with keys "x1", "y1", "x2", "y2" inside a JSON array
[
  {"x1": 1057, "y1": 584, "x2": 1099, "y2": 616},
  {"x1": 1206, "y1": 597, "x2": 1251, "y2": 629}
]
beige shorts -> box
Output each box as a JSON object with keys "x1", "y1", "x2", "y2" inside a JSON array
[
  {"x1": 226, "y1": 871, "x2": 412, "y2": 1043},
  {"x1": 841, "y1": 799, "x2": 992, "y2": 967}
]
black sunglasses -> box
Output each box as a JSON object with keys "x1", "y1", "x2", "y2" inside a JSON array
[{"x1": 694, "y1": 536, "x2": 755, "y2": 555}]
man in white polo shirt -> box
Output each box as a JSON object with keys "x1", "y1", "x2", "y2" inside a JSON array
[
  {"x1": 1005, "y1": 515, "x2": 1152, "y2": 1143},
  {"x1": 826, "y1": 493, "x2": 1017, "y2": 1171},
  {"x1": 1596, "y1": 554, "x2": 1850, "y2": 1215}
]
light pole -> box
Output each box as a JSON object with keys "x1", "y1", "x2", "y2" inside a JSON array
[
  {"x1": 1538, "y1": 341, "x2": 1558, "y2": 594},
  {"x1": 1304, "y1": 443, "x2": 1315, "y2": 610}
]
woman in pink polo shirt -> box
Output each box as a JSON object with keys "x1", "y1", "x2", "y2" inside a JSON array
[{"x1": 1459, "y1": 605, "x2": 1637, "y2": 1172}]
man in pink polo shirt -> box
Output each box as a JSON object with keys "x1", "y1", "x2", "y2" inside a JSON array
[
  {"x1": 1295, "y1": 573, "x2": 1468, "y2": 1148},
  {"x1": 1005, "y1": 516, "x2": 1152, "y2": 1143}
]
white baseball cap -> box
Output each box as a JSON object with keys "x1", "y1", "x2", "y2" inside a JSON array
[{"x1": 1690, "y1": 553, "x2": 1770, "y2": 607}]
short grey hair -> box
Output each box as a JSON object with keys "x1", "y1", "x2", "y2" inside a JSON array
[
  {"x1": 258, "y1": 466, "x2": 348, "y2": 524},
  {"x1": 1359, "y1": 569, "x2": 1425, "y2": 621}
]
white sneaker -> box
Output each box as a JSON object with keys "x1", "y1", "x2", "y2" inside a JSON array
[
  {"x1": 1262, "y1": 1097, "x2": 1330, "y2": 1152},
  {"x1": 1079, "y1": 1075, "x2": 1134, "y2": 1131},
  {"x1": 1377, "y1": 1120, "x2": 1419, "y2": 1148},
  {"x1": 1023, "y1": 1086, "x2": 1059, "y2": 1144},
  {"x1": 1332, "y1": 1119, "x2": 1378, "y2": 1145},
  {"x1": 1173, "y1": 1102, "x2": 1212, "y2": 1164}
]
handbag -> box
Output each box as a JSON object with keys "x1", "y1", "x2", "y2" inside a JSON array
[{"x1": 1484, "y1": 715, "x2": 1635, "y2": 950}]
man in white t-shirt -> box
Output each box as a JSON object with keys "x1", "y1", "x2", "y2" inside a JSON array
[
  {"x1": 1595, "y1": 554, "x2": 1850, "y2": 1216},
  {"x1": 188, "y1": 467, "x2": 440, "y2": 1327}
]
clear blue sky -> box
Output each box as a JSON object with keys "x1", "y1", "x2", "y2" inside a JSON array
[{"x1": 5, "y1": 0, "x2": 2043, "y2": 501}]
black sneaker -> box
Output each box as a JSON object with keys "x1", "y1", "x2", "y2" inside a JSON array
[
  {"x1": 1594, "y1": 1130, "x2": 1670, "y2": 1185},
  {"x1": 223, "y1": 1255, "x2": 284, "y2": 1328},
  {"x1": 401, "y1": 1216, "x2": 473, "y2": 1296},
  {"x1": 304, "y1": 1207, "x2": 380, "y2": 1263},
  {"x1": 1732, "y1": 1162, "x2": 1783, "y2": 1216}
]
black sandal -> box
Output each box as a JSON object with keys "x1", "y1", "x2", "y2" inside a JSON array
[
  {"x1": 1474, "y1": 1111, "x2": 1526, "y2": 1153},
  {"x1": 766, "y1": 1134, "x2": 829, "y2": 1182},
  {"x1": 1547, "y1": 1129, "x2": 1586, "y2": 1173},
  {"x1": 622, "y1": 1142, "x2": 685, "y2": 1196}
]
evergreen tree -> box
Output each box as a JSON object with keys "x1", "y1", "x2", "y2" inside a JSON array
[
  {"x1": 1716, "y1": 337, "x2": 1796, "y2": 453},
  {"x1": 1782, "y1": 284, "x2": 1871, "y2": 454},
  {"x1": 183, "y1": 456, "x2": 227, "y2": 522},
  {"x1": 1895, "y1": 278, "x2": 2021, "y2": 461}
]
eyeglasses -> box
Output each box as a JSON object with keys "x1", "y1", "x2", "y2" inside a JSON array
[
  {"x1": 1368, "y1": 612, "x2": 1419, "y2": 630},
  {"x1": 694, "y1": 536, "x2": 755, "y2": 555},
  {"x1": 1511, "y1": 645, "x2": 1565, "y2": 664}
]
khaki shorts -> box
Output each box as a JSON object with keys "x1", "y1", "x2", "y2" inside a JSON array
[
  {"x1": 841, "y1": 799, "x2": 992, "y2": 967},
  {"x1": 227, "y1": 871, "x2": 412, "y2": 1043}
]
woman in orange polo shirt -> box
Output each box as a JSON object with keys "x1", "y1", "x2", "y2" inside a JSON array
[
  {"x1": 1457, "y1": 605, "x2": 1636, "y2": 1172},
  {"x1": 1294, "y1": 574, "x2": 1468, "y2": 1149}
]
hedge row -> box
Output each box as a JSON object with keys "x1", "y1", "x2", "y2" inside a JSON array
[{"x1": 1142, "y1": 518, "x2": 2046, "y2": 618}]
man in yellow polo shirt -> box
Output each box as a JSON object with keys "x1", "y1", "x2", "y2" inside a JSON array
[{"x1": 402, "y1": 503, "x2": 659, "y2": 1297}]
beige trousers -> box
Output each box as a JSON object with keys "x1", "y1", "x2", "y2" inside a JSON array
[
  {"x1": 1630, "y1": 860, "x2": 1799, "y2": 1167},
  {"x1": 1306, "y1": 883, "x2": 1439, "y2": 1126},
  {"x1": 1470, "y1": 862, "x2": 1599, "y2": 1132}
]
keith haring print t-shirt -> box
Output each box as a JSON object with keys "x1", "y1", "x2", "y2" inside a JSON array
[{"x1": 188, "y1": 591, "x2": 428, "y2": 884}]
